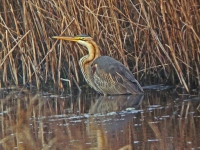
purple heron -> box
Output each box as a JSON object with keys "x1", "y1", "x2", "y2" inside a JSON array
[{"x1": 53, "y1": 34, "x2": 143, "y2": 95}]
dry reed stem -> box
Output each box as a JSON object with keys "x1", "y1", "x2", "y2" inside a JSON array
[
  {"x1": 160, "y1": 0, "x2": 189, "y2": 92},
  {"x1": 0, "y1": 30, "x2": 31, "y2": 67}
]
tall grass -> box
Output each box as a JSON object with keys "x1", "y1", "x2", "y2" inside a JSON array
[{"x1": 0, "y1": 0, "x2": 199, "y2": 92}]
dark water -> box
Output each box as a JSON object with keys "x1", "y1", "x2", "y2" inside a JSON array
[{"x1": 0, "y1": 86, "x2": 200, "y2": 150}]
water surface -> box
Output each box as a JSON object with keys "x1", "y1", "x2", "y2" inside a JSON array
[{"x1": 0, "y1": 86, "x2": 199, "y2": 149}]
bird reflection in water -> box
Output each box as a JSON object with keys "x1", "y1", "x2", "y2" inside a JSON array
[{"x1": 89, "y1": 94, "x2": 144, "y2": 114}]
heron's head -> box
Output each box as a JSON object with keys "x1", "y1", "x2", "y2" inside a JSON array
[{"x1": 53, "y1": 34, "x2": 93, "y2": 48}]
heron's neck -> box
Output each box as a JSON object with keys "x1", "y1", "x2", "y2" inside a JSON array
[
  {"x1": 78, "y1": 40, "x2": 100, "y2": 78},
  {"x1": 83, "y1": 41, "x2": 101, "y2": 64}
]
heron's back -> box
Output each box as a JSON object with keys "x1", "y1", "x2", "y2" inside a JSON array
[{"x1": 92, "y1": 56, "x2": 143, "y2": 95}]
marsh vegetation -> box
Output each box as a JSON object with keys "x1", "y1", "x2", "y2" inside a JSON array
[{"x1": 0, "y1": 0, "x2": 199, "y2": 92}]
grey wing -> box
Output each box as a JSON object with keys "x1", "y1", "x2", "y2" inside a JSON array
[
  {"x1": 116, "y1": 66, "x2": 144, "y2": 93},
  {"x1": 93, "y1": 62, "x2": 143, "y2": 94}
]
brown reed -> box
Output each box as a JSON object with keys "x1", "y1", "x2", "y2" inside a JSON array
[{"x1": 0, "y1": 0, "x2": 199, "y2": 92}]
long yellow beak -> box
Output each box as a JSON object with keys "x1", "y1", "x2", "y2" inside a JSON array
[{"x1": 52, "y1": 36, "x2": 79, "y2": 42}]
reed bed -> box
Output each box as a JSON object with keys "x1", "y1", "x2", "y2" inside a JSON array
[{"x1": 0, "y1": 0, "x2": 199, "y2": 92}]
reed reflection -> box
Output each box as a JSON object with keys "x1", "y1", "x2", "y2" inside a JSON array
[{"x1": 0, "y1": 88, "x2": 199, "y2": 150}]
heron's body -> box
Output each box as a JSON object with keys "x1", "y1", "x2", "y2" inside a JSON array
[{"x1": 53, "y1": 34, "x2": 143, "y2": 95}]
